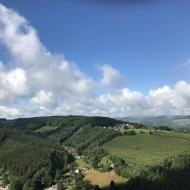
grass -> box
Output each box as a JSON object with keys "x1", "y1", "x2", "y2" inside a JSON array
[
  {"x1": 75, "y1": 158, "x2": 90, "y2": 169},
  {"x1": 84, "y1": 170, "x2": 127, "y2": 188},
  {"x1": 100, "y1": 156, "x2": 112, "y2": 165},
  {"x1": 102, "y1": 131, "x2": 190, "y2": 165},
  {"x1": 128, "y1": 128, "x2": 151, "y2": 133},
  {"x1": 173, "y1": 119, "x2": 190, "y2": 126},
  {"x1": 64, "y1": 146, "x2": 90, "y2": 169},
  {"x1": 35, "y1": 125, "x2": 58, "y2": 132}
]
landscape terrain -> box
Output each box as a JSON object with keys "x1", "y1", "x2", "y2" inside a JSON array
[
  {"x1": 0, "y1": 116, "x2": 190, "y2": 190},
  {"x1": 117, "y1": 115, "x2": 190, "y2": 128}
]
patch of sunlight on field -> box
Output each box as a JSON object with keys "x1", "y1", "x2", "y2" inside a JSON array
[
  {"x1": 84, "y1": 170, "x2": 127, "y2": 188},
  {"x1": 129, "y1": 128, "x2": 151, "y2": 133},
  {"x1": 76, "y1": 158, "x2": 90, "y2": 169},
  {"x1": 103, "y1": 132, "x2": 190, "y2": 165},
  {"x1": 35, "y1": 125, "x2": 58, "y2": 132},
  {"x1": 100, "y1": 156, "x2": 112, "y2": 165}
]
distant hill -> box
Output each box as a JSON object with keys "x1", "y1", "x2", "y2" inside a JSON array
[{"x1": 116, "y1": 115, "x2": 190, "y2": 128}]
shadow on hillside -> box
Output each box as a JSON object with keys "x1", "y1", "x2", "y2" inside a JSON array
[{"x1": 100, "y1": 166, "x2": 190, "y2": 190}]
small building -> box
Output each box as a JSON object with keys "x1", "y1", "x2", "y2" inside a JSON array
[
  {"x1": 75, "y1": 169, "x2": 79, "y2": 173},
  {"x1": 82, "y1": 166, "x2": 89, "y2": 171},
  {"x1": 52, "y1": 185, "x2": 58, "y2": 190},
  {"x1": 110, "y1": 163, "x2": 115, "y2": 169}
]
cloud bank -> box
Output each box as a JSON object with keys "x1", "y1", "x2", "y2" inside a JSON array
[{"x1": 0, "y1": 3, "x2": 190, "y2": 118}]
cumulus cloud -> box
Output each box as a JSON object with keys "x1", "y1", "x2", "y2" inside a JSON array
[
  {"x1": 0, "y1": 106, "x2": 21, "y2": 118},
  {"x1": 0, "y1": 3, "x2": 190, "y2": 118},
  {"x1": 0, "y1": 3, "x2": 96, "y2": 114},
  {"x1": 97, "y1": 64, "x2": 127, "y2": 88}
]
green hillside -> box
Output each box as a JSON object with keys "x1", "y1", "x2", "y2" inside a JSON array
[
  {"x1": 103, "y1": 131, "x2": 190, "y2": 165},
  {"x1": 1, "y1": 116, "x2": 190, "y2": 189},
  {"x1": 0, "y1": 128, "x2": 74, "y2": 190}
]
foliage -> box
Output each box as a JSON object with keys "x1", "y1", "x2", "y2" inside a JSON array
[
  {"x1": 0, "y1": 128, "x2": 73, "y2": 189},
  {"x1": 117, "y1": 151, "x2": 190, "y2": 190},
  {"x1": 109, "y1": 180, "x2": 115, "y2": 190},
  {"x1": 103, "y1": 132, "x2": 190, "y2": 165}
]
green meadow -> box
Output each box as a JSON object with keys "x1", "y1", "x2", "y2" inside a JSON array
[
  {"x1": 35, "y1": 125, "x2": 59, "y2": 132},
  {"x1": 75, "y1": 158, "x2": 90, "y2": 169},
  {"x1": 103, "y1": 131, "x2": 190, "y2": 165},
  {"x1": 173, "y1": 119, "x2": 190, "y2": 127},
  {"x1": 128, "y1": 128, "x2": 151, "y2": 133},
  {"x1": 99, "y1": 156, "x2": 112, "y2": 165}
]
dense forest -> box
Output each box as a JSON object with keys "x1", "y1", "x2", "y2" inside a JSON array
[
  {"x1": 0, "y1": 115, "x2": 190, "y2": 189},
  {"x1": 0, "y1": 128, "x2": 75, "y2": 190},
  {"x1": 0, "y1": 116, "x2": 124, "y2": 189}
]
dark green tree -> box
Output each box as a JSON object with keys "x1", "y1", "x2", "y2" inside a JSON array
[
  {"x1": 42, "y1": 175, "x2": 53, "y2": 187},
  {"x1": 58, "y1": 182, "x2": 65, "y2": 190},
  {"x1": 110, "y1": 180, "x2": 115, "y2": 190},
  {"x1": 94, "y1": 185, "x2": 100, "y2": 190},
  {"x1": 10, "y1": 179, "x2": 22, "y2": 190}
]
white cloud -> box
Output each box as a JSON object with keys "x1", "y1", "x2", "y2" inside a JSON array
[
  {"x1": 30, "y1": 90, "x2": 57, "y2": 109},
  {"x1": 97, "y1": 64, "x2": 127, "y2": 88},
  {"x1": 0, "y1": 3, "x2": 190, "y2": 118},
  {"x1": 0, "y1": 106, "x2": 21, "y2": 118}
]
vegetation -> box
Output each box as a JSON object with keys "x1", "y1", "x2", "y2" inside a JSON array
[
  {"x1": 103, "y1": 131, "x2": 190, "y2": 165},
  {"x1": 84, "y1": 170, "x2": 127, "y2": 188},
  {"x1": 0, "y1": 128, "x2": 75, "y2": 189},
  {"x1": 118, "y1": 115, "x2": 190, "y2": 128},
  {"x1": 1, "y1": 115, "x2": 190, "y2": 189}
]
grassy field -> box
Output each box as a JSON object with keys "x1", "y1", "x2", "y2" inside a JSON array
[
  {"x1": 102, "y1": 131, "x2": 190, "y2": 165},
  {"x1": 35, "y1": 125, "x2": 59, "y2": 132},
  {"x1": 84, "y1": 170, "x2": 127, "y2": 188},
  {"x1": 173, "y1": 119, "x2": 190, "y2": 127},
  {"x1": 129, "y1": 128, "x2": 151, "y2": 133},
  {"x1": 75, "y1": 158, "x2": 90, "y2": 169},
  {"x1": 100, "y1": 156, "x2": 112, "y2": 165}
]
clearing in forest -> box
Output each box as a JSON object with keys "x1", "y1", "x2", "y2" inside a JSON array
[{"x1": 84, "y1": 170, "x2": 127, "y2": 188}]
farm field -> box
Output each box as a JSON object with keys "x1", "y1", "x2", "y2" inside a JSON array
[
  {"x1": 103, "y1": 131, "x2": 190, "y2": 165},
  {"x1": 128, "y1": 128, "x2": 151, "y2": 133},
  {"x1": 35, "y1": 125, "x2": 58, "y2": 132},
  {"x1": 173, "y1": 119, "x2": 190, "y2": 127},
  {"x1": 84, "y1": 170, "x2": 127, "y2": 188}
]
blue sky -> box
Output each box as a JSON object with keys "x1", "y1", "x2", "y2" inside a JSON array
[{"x1": 0, "y1": 0, "x2": 190, "y2": 118}]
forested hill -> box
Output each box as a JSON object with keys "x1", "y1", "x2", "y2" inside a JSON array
[
  {"x1": 0, "y1": 115, "x2": 123, "y2": 131},
  {"x1": 0, "y1": 116, "x2": 123, "y2": 143},
  {"x1": 0, "y1": 116, "x2": 124, "y2": 189},
  {"x1": 1, "y1": 115, "x2": 190, "y2": 189},
  {"x1": 0, "y1": 128, "x2": 74, "y2": 189}
]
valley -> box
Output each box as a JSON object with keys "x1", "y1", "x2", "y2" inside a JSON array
[{"x1": 0, "y1": 116, "x2": 190, "y2": 189}]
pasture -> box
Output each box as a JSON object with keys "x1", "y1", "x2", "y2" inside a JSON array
[
  {"x1": 100, "y1": 156, "x2": 112, "y2": 165},
  {"x1": 84, "y1": 170, "x2": 127, "y2": 188},
  {"x1": 128, "y1": 128, "x2": 151, "y2": 133},
  {"x1": 75, "y1": 158, "x2": 90, "y2": 169},
  {"x1": 35, "y1": 125, "x2": 58, "y2": 132},
  {"x1": 103, "y1": 131, "x2": 190, "y2": 165},
  {"x1": 173, "y1": 119, "x2": 190, "y2": 127}
]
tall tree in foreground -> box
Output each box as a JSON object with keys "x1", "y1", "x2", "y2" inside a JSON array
[{"x1": 110, "y1": 180, "x2": 115, "y2": 190}]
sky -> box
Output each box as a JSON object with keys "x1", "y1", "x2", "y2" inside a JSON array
[{"x1": 0, "y1": 0, "x2": 190, "y2": 118}]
